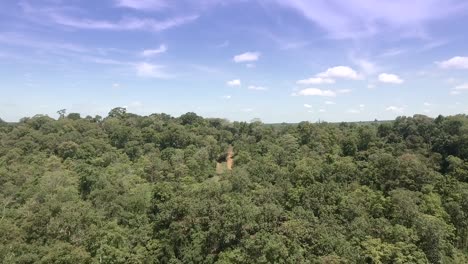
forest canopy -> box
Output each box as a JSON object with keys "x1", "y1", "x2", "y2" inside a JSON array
[{"x1": 1, "y1": 110, "x2": 467, "y2": 263}]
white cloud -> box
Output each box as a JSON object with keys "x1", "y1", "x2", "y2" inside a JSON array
[
  {"x1": 233, "y1": 52, "x2": 260, "y2": 63},
  {"x1": 227, "y1": 79, "x2": 241, "y2": 86},
  {"x1": 294, "y1": 88, "x2": 336, "y2": 97},
  {"x1": 324, "y1": 101, "x2": 336, "y2": 105},
  {"x1": 423, "y1": 102, "x2": 431, "y2": 106},
  {"x1": 136, "y1": 62, "x2": 170, "y2": 78},
  {"x1": 115, "y1": 0, "x2": 167, "y2": 10},
  {"x1": 297, "y1": 77, "x2": 335, "y2": 85},
  {"x1": 386, "y1": 106, "x2": 404, "y2": 113},
  {"x1": 297, "y1": 66, "x2": 361, "y2": 86},
  {"x1": 222, "y1": 95, "x2": 232, "y2": 99},
  {"x1": 248, "y1": 85, "x2": 268, "y2": 91},
  {"x1": 141, "y1": 44, "x2": 167, "y2": 57},
  {"x1": 112, "y1": 83, "x2": 121, "y2": 89},
  {"x1": 317, "y1": 66, "x2": 361, "y2": 80},
  {"x1": 378, "y1": 73, "x2": 404, "y2": 84},
  {"x1": 367, "y1": 83, "x2": 376, "y2": 89},
  {"x1": 304, "y1": 104, "x2": 312, "y2": 108},
  {"x1": 319, "y1": 109, "x2": 326, "y2": 113},
  {"x1": 438, "y1": 56, "x2": 468, "y2": 69},
  {"x1": 241, "y1": 108, "x2": 253, "y2": 112},
  {"x1": 359, "y1": 104, "x2": 365, "y2": 108}
]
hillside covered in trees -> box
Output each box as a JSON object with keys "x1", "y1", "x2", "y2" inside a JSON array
[{"x1": 1, "y1": 109, "x2": 468, "y2": 263}]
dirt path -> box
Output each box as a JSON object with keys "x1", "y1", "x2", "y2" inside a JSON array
[
  {"x1": 226, "y1": 145, "x2": 234, "y2": 170},
  {"x1": 216, "y1": 145, "x2": 234, "y2": 174}
]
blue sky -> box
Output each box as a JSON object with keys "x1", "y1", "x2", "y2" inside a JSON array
[{"x1": 1, "y1": 0, "x2": 468, "y2": 122}]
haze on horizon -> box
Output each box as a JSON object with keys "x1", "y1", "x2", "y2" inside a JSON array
[{"x1": 1, "y1": 0, "x2": 468, "y2": 122}]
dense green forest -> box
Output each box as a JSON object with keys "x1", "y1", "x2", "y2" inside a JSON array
[{"x1": 1, "y1": 109, "x2": 468, "y2": 263}]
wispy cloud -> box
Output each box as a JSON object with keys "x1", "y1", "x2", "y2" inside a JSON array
[
  {"x1": 347, "y1": 109, "x2": 361, "y2": 114},
  {"x1": 260, "y1": 30, "x2": 310, "y2": 50},
  {"x1": 135, "y1": 62, "x2": 171, "y2": 78},
  {"x1": 116, "y1": 0, "x2": 236, "y2": 12},
  {"x1": 50, "y1": 13, "x2": 198, "y2": 32},
  {"x1": 18, "y1": 0, "x2": 199, "y2": 33},
  {"x1": 450, "y1": 83, "x2": 468, "y2": 95},
  {"x1": 0, "y1": 32, "x2": 88, "y2": 53},
  {"x1": 215, "y1": 40, "x2": 230, "y2": 48},
  {"x1": 422, "y1": 39, "x2": 449, "y2": 51},
  {"x1": 233, "y1": 52, "x2": 260, "y2": 63},
  {"x1": 115, "y1": 0, "x2": 168, "y2": 11},
  {"x1": 351, "y1": 58, "x2": 379, "y2": 76},
  {"x1": 303, "y1": 104, "x2": 312, "y2": 108},
  {"x1": 346, "y1": 103, "x2": 365, "y2": 114},
  {"x1": 188, "y1": 64, "x2": 225, "y2": 75},
  {"x1": 297, "y1": 77, "x2": 335, "y2": 85},
  {"x1": 227, "y1": 79, "x2": 241, "y2": 86},
  {"x1": 379, "y1": 48, "x2": 406, "y2": 57},
  {"x1": 80, "y1": 55, "x2": 129, "y2": 65},
  {"x1": 248, "y1": 85, "x2": 268, "y2": 91},
  {"x1": 0, "y1": 32, "x2": 134, "y2": 67},
  {"x1": 386, "y1": 106, "x2": 404, "y2": 113},
  {"x1": 454, "y1": 83, "x2": 468, "y2": 90},
  {"x1": 274, "y1": 0, "x2": 468, "y2": 39},
  {"x1": 337, "y1": 89, "x2": 352, "y2": 94},
  {"x1": 141, "y1": 44, "x2": 167, "y2": 57}
]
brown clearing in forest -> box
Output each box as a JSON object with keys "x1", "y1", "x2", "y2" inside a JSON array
[{"x1": 216, "y1": 145, "x2": 234, "y2": 174}]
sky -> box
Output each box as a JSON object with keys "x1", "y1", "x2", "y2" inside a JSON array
[{"x1": 1, "y1": 0, "x2": 468, "y2": 123}]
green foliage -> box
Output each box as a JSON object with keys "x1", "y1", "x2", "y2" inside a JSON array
[{"x1": 0, "y1": 113, "x2": 467, "y2": 263}]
